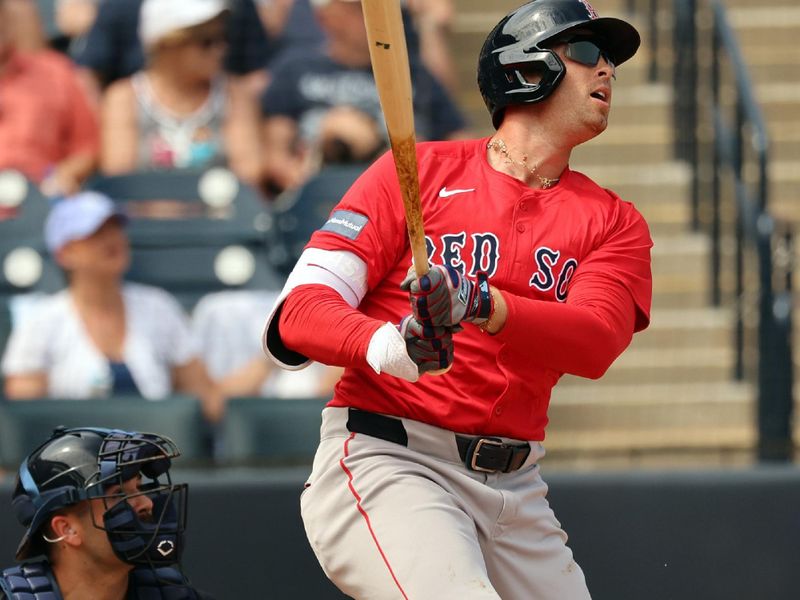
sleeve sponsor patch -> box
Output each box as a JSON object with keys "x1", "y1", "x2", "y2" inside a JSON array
[{"x1": 320, "y1": 210, "x2": 369, "y2": 240}]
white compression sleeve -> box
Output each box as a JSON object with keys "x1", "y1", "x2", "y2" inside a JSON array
[{"x1": 262, "y1": 249, "x2": 369, "y2": 369}]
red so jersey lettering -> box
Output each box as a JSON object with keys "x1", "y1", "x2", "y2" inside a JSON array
[{"x1": 307, "y1": 137, "x2": 652, "y2": 441}]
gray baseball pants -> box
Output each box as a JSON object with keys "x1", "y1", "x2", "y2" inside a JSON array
[{"x1": 300, "y1": 407, "x2": 591, "y2": 600}]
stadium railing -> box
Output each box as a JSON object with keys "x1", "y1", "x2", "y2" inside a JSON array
[{"x1": 636, "y1": 0, "x2": 795, "y2": 460}]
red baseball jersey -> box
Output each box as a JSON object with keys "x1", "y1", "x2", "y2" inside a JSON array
[{"x1": 302, "y1": 137, "x2": 652, "y2": 440}]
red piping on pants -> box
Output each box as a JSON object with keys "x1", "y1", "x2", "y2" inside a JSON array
[{"x1": 339, "y1": 432, "x2": 410, "y2": 600}]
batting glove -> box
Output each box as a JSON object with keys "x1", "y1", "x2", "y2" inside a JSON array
[
  {"x1": 366, "y1": 317, "x2": 454, "y2": 382},
  {"x1": 401, "y1": 265, "x2": 493, "y2": 329}
]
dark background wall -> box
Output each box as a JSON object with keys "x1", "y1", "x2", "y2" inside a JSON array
[{"x1": 1, "y1": 466, "x2": 799, "y2": 600}]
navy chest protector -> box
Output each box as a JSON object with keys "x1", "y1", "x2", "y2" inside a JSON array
[{"x1": 0, "y1": 561, "x2": 200, "y2": 600}]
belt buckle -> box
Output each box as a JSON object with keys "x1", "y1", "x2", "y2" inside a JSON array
[{"x1": 469, "y1": 437, "x2": 505, "y2": 473}]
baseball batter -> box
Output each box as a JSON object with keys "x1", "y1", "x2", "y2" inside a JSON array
[{"x1": 263, "y1": 1, "x2": 652, "y2": 598}]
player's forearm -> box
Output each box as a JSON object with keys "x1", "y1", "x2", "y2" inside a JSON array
[
  {"x1": 489, "y1": 284, "x2": 635, "y2": 379},
  {"x1": 279, "y1": 284, "x2": 383, "y2": 368}
]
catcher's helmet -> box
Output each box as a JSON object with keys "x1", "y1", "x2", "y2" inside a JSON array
[
  {"x1": 477, "y1": 0, "x2": 641, "y2": 128},
  {"x1": 11, "y1": 426, "x2": 187, "y2": 567}
]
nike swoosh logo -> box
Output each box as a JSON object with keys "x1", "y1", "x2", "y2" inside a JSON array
[{"x1": 438, "y1": 186, "x2": 476, "y2": 198}]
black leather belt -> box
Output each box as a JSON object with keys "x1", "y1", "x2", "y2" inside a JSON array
[{"x1": 346, "y1": 408, "x2": 531, "y2": 474}]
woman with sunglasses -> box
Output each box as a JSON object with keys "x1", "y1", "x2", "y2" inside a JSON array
[
  {"x1": 99, "y1": 0, "x2": 261, "y2": 185},
  {"x1": 263, "y1": 0, "x2": 652, "y2": 598}
]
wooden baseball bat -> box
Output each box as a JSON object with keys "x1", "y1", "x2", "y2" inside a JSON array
[
  {"x1": 361, "y1": 0, "x2": 451, "y2": 375},
  {"x1": 361, "y1": 0, "x2": 429, "y2": 278}
]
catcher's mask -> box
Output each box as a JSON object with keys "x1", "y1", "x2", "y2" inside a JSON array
[
  {"x1": 477, "y1": 0, "x2": 641, "y2": 128},
  {"x1": 11, "y1": 426, "x2": 187, "y2": 567}
]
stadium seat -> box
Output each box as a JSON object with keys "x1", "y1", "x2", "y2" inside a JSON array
[
  {"x1": 0, "y1": 395, "x2": 211, "y2": 469},
  {"x1": 219, "y1": 396, "x2": 329, "y2": 465},
  {"x1": 0, "y1": 171, "x2": 62, "y2": 297},
  {"x1": 87, "y1": 169, "x2": 283, "y2": 306},
  {"x1": 0, "y1": 172, "x2": 63, "y2": 361},
  {"x1": 271, "y1": 164, "x2": 366, "y2": 276},
  {"x1": 35, "y1": 0, "x2": 58, "y2": 40},
  {"x1": 88, "y1": 168, "x2": 273, "y2": 246}
]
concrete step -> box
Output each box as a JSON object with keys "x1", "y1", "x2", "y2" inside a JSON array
[
  {"x1": 745, "y1": 57, "x2": 800, "y2": 86},
  {"x1": 543, "y1": 425, "x2": 755, "y2": 454},
  {"x1": 549, "y1": 382, "x2": 752, "y2": 427},
  {"x1": 768, "y1": 121, "x2": 800, "y2": 162},
  {"x1": 570, "y1": 126, "x2": 675, "y2": 164},
  {"x1": 632, "y1": 200, "x2": 692, "y2": 236},
  {"x1": 752, "y1": 84, "x2": 800, "y2": 123},
  {"x1": 589, "y1": 344, "x2": 734, "y2": 384},
  {"x1": 651, "y1": 274, "x2": 711, "y2": 309},
  {"x1": 546, "y1": 380, "x2": 755, "y2": 453},
  {"x1": 651, "y1": 232, "x2": 709, "y2": 275},
  {"x1": 729, "y1": 5, "x2": 800, "y2": 31},
  {"x1": 766, "y1": 161, "x2": 800, "y2": 221},
  {"x1": 637, "y1": 232, "x2": 714, "y2": 305},
  {"x1": 730, "y1": 22, "x2": 800, "y2": 48},
  {"x1": 623, "y1": 305, "x2": 732, "y2": 349},
  {"x1": 550, "y1": 378, "x2": 750, "y2": 405},
  {"x1": 570, "y1": 161, "x2": 690, "y2": 206}
]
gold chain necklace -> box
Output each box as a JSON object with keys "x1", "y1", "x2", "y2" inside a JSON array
[{"x1": 486, "y1": 138, "x2": 560, "y2": 189}]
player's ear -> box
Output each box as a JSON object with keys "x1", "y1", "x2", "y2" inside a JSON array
[{"x1": 46, "y1": 513, "x2": 82, "y2": 548}]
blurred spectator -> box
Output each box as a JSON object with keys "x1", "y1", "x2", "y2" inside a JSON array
[
  {"x1": 255, "y1": 0, "x2": 295, "y2": 40},
  {"x1": 192, "y1": 289, "x2": 342, "y2": 398},
  {"x1": 4, "y1": 0, "x2": 47, "y2": 51},
  {"x1": 0, "y1": 0, "x2": 99, "y2": 196},
  {"x1": 259, "y1": 0, "x2": 468, "y2": 194},
  {"x1": 74, "y1": 0, "x2": 273, "y2": 102},
  {"x1": 259, "y1": 0, "x2": 451, "y2": 90},
  {"x1": 54, "y1": 0, "x2": 100, "y2": 57},
  {"x1": 405, "y1": 0, "x2": 458, "y2": 95},
  {"x1": 0, "y1": 192, "x2": 227, "y2": 422},
  {"x1": 99, "y1": 0, "x2": 262, "y2": 184}
]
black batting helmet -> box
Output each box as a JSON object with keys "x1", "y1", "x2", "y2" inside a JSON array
[
  {"x1": 11, "y1": 426, "x2": 187, "y2": 567},
  {"x1": 477, "y1": 0, "x2": 641, "y2": 128}
]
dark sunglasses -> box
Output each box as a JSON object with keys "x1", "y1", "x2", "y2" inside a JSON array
[{"x1": 564, "y1": 40, "x2": 615, "y2": 69}]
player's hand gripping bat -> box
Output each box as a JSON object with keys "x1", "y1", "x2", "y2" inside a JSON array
[{"x1": 361, "y1": 0, "x2": 451, "y2": 375}]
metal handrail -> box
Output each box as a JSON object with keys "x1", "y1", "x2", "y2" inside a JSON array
[{"x1": 643, "y1": 0, "x2": 794, "y2": 461}]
